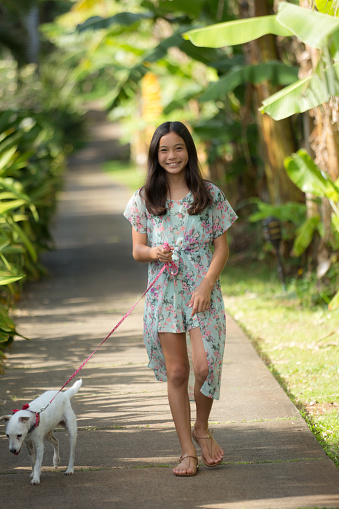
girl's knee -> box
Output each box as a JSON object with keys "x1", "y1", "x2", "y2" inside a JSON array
[
  {"x1": 167, "y1": 364, "x2": 189, "y2": 388},
  {"x1": 194, "y1": 363, "x2": 209, "y2": 385}
]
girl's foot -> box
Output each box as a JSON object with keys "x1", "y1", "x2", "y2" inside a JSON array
[
  {"x1": 192, "y1": 427, "x2": 224, "y2": 467},
  {"x1": 173, "y1": 454, "x2": 199, "y2": 477}
]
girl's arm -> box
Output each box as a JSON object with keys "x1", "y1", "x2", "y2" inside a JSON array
[
  {"x1": 131, "y1": 228, "x2": 173, "y2": 263},
  {"x1": 188, "y1": 232, "x2": 229, "y2": 316}
]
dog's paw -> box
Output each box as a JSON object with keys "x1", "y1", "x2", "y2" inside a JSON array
[
  {"x1": 30, "y1": 478, "x2": 40, "y2": 485},
  {"x1": 64, "y1": 467, "x2": 74, "y2": 476}
]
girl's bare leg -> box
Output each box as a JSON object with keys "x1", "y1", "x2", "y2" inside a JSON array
[
  {"x1": 190, "y1": 327, "x2": 224, "y2": 466},
  {"x1": 159, "y1": 332, "x2": 198, "y2": 475}
]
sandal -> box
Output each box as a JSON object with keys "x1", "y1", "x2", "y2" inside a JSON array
[
  {"x1": 192, "y1": 428, "x2": 223, "y2": 467},
  {"x1": 173, "y1": 454, "x2": 199, "y2": 477}
]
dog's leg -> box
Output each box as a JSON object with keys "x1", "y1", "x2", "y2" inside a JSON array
[
  {"x1": 46, "y1": 431, "x2": 60, "y2": 468},
  {"x1": 31, "y1": 440, "x2": 44, "y2": 485},
  {"x1": 64, "y1": 412, "x2": 77, "y2": 475},
  {"x1": 25, "y1": 440, "x2": 36, "y2": 478}
]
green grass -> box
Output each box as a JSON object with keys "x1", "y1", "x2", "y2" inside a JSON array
[{"x1": 221, "y1": 260, "x2": 339, "y2": 468}]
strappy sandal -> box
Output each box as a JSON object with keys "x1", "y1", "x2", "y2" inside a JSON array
[
  {"x1": 173, "y1": 454, "x2": 199, "y2": 477},
  {"x1": 192, "y1": 428, "x2": 223, "y2": 467}
]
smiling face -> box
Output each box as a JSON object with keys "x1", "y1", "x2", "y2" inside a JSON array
[{"x1": 157, "y1": 131, "x2": 189, "y2": 178}]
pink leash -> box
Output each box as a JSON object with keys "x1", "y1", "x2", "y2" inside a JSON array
[{"x1": 44, "y1": 242, "x2": 177, "y2": 410}]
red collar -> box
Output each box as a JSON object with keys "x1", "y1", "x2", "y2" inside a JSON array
[{"x1": 12, "y1": 404, "x2": 40, "y2": 433}]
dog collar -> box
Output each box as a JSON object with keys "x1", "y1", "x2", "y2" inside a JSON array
[{"x1": 12, "y1": 404, "x2": 40, "y2": 433}]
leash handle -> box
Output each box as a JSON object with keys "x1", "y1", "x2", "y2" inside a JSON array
[{"x1": 48, "y1": 245, "x2": 178, "y2": 406}]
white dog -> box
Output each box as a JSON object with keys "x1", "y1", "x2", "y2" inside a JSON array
[{"x1": 0, "y1": 379, "x2": 82, "y2": 485}]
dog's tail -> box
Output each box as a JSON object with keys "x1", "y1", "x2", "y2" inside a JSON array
[{"x1": 66, "y1": 379, "x2": 82, "y2": 399}]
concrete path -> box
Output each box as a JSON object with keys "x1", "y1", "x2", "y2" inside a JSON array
[{"x1": 1, "y1": 106, "x2": 339, "y2": 509}]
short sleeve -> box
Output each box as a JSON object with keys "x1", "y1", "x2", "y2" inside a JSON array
[
  {"x1": 210, "y1": 185, "x2": 238, "y2": 239},
  {"x1": 123, "y1": 190, "x2": 147, "y2": 233}
]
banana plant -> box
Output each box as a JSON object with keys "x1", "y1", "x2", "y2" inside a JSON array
[
  {"x1": 284, "y1": 149, "x2": 339, "y2": 309},
  {"x1": 185, "y1": 2, "x2": 339, "y2": 120}
]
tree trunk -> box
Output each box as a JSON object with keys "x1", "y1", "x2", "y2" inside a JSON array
[{"x1": 240, "y1": 0, "x2": 304, "y2": 205}]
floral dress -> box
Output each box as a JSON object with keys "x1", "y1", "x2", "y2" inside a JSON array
[{"x1": 124, "y1": 182, "x2": 237, "y2": 400}]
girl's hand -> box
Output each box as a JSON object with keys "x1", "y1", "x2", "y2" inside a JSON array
[
  {"x1": 154, "y1": 244, "x2": 173, "y2": 263},
  {"x1": 188, "y1": 278, "x2": 214, "y2": 316}
]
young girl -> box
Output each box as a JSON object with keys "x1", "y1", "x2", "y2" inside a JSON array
[{"x1": 124, "y1": 121, "x2": 237, "y2": 477}]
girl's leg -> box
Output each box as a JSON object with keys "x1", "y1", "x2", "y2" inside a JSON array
[
  {"x1": 189, "y1": 327, "x2": 224, "y2": 466},
  {"x1": 158, "y1": 332, "x2": 198, "y2": 475}
]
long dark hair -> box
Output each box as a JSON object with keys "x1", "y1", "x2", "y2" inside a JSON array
[{"x1": 142, "y1": 121, "x2": 212, "y2": 216}]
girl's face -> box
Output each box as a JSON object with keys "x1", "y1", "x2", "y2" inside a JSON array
[{"x1": 157, "y1": 132, "x2": 189, "y2": 177}]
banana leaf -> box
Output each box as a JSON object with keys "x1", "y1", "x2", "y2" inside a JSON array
[
  {"x1": 184, "y1": 15, "x2": 293, "y2": 48},
  {"x1": 259, "y1": 64, "x2": 339, "y2": 120},
  {"x1": 184, "y1": 2, "x2": 338, "y2": 51},
  {"x1": 106, "y1": 30, "x2": 188, "y2": 111},
  {"x1": 316, "y1": 0, "x2": 339, "y2": 16},
  {"x1": 200, "y1": 61, "x2": 299, "y2": 102},
  {"x1": 277, "y1": 2, "x2": 339, "y2": 49},
  {"x1": 76, "y1": 12, "x2": 154, "y2": 32},
  {"x1": 163, "y1": 83, "x2": 204, "y2": 114},
  {"x1": 249, "y1": 199, "x2": 306, "y2": 225},
  {"x1": 291, "y1": 215, "x2": 321, "y2": 257},
  {"x1": 284, "y1": 149, "x2": 339, "y2": 201}
]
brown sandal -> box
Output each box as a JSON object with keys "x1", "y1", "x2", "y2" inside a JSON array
[
  {"x1": 173, "y1": 454, "x2": 199, "y2": 477},
  {"x1": 192, "y1": 428, "x2": 223, "y2": 467}
]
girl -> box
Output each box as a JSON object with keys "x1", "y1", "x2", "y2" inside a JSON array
[{"x1": 124, "y1": 121, "x2": 237, "y2": 477}]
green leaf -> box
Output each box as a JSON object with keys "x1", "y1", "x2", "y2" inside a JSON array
[
  {"x1": 0, "y1": 146, "x2": 18, "y2": 173},
  {"x1": 184, "y1": 16, "x2": 293, "y2": 48},
  {"x1": 106, "y1": 30, "x2": 187, "y2": 111},
  {"x1": 9, "y1": 221, "x2": 38, "y2": 262},
  {"x1": 277, "y1": 2, "x2": 339, "y2": 49},
  {"x1": 259, "y1": 63, "x2": 339, "y2": 120},
  {"x1": 292, "y1": 215, "x2": 320, "y2": 256},
  {"x1": 179, "y1": 40, "x2": 226, "y2": 68},
  {"x1": 249, "y1": 200, "x2": 306, "y2": 225},
  {"x1": 332, "y1": 211, "x2": 339, "y2": 233},
  {"x1": 200, "y1": 61, "x2": 299, "y2": 102},
  {"x1": 284, "y1": 149, "x2": 339, "y2": 201},
  {"x1": 76, "y1": 12, "x2": 154, "y2": 32},
  {"x1": 163, "y1": 83, "x2": 203, "y2": 114},
  {"x1": 329, "y1": 289, "x2": 339, "y2": 309},
  {"x1": 0, "y1": 274, "x2": 25, "y2": 285},
  {"x1": 0, "y1": 199, "x2": 26, "y2": 214},
  {"x1": 316, "y1": 0, "x2": 339, "y2": 17},
  {"x1": 156, "y1": 0, "x2": 204, "y2": 17}
]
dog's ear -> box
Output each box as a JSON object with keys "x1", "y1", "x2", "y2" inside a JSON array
[
  {"x1": 0, "y1": 415, "x2": 12, "y2": 423},
  {"x1": 19, "y1": 416, "x2": 30, "y2": 424}
]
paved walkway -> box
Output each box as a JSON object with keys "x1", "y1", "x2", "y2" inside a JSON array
[{"x1": 1, "y1": 106, "x2": 339, "y2": 509}]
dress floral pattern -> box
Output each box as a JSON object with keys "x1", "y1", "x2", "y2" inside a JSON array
[{"x1": 124, "y1": 182, "x2": 237, "y2": 400}]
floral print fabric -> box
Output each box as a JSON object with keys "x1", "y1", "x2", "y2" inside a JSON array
[{"x1": 124, "y1": 182, "x2": 237, "y2": 400}]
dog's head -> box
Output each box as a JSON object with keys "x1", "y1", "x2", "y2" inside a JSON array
[{"x1": 0, "y1": 413, "x2": 31, "y2": 455}]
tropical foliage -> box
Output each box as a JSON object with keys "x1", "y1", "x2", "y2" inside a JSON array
[
  {"x1": 1, "y1": 0, "x2": 339, "y2": 350},
  {"x1": 184, "y1": 1, "x2": 339, "y2": 307},
  {"x1": 0, "y1": 36, "x2": 85, "y2": 352}
]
